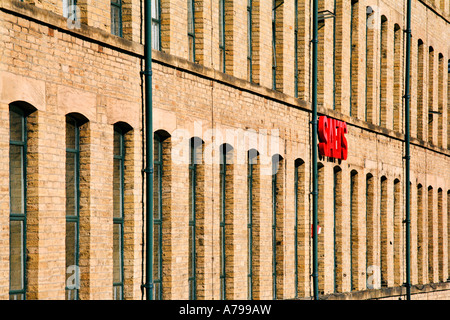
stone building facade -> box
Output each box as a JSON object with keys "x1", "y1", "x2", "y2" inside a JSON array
[{"x1": 0, "y1": 0, "x2": 449, "y2": 300}]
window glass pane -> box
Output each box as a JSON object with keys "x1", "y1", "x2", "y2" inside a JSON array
[
  {"x1": 10, "y1": 109, "x2": 23, "y2": 142},
  {"x1": 152, "y1": 22, "x2": 160, "y2": 50},
  {"x1": 113, "y1": 285, "x2": 123, "y2": 300},
  {"x1": 152, "y1": 0, "x2": 159, "y2": 19},
  {"x1": 154, "y1": 164, "x2": 161, "y2": 221},
  {"x1": 113, "y1": 158, "x2": 122, "y2": 219},
  {"x1": 10, "y1": 145, "x2": 24, "y2": 214},
  {"x1": 9, "y1": 220, "x2": 24, "y2": 292},
  {"x1": 114, "y1": 130, "x2": 121, "y2": 157},
  {"x1": 113, "y1": 223, "x2": 122, "y2": 283},
  {"x1": 153, "y1": 224, "x2": 161, "y2": 281},
  {"x1": 65, "y1": 221, "x2": 78, "y2": 269},
  {"x1": 66, "y1": 118, "x2": 76, "y2": 150},
  {"x1": 188, "y1": 0, "x2": 194, "y2": 34},
  {"x1": 111, "y1": 5, "x2": 121, "y2": 36},
  {"x1": 65, "y1": 152, "x2": 77, "y2": 217},
  {"x1": 189, "y1": 225, "x2": 194, "y2": 278}
]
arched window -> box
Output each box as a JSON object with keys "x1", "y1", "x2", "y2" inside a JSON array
[
  {"x1": 189, "y1": 137, "x2": 203, "y2": 299},
  {"x1": 350, "y1": 0, "x2": 359, "y2": 117},
  {"x1": 417, "y1": 184, "x2": 425, "y2": 284},
  {"x1": 153, "y1": 130, "x2": 171, "y2": 299},
  {"x1": 350, "y1": 170, "x2": 359, "y2": 291},
  {"x1": 220, "y1": 143, "x2": 234, "y2": 300},
  {"x1": 393, "y1": 179, "x2": 401, "y2": 286},
  {"x1": 393, "y1": 24, "x2": 402, "y2": 131},
  {"x1": 427, "y1": 186, "x2": 434, "y2": 282},
  {"x1": 380, "y1": 176, "x2": 388, "y2": 287},
  {"x1": 437, "y1": 188, "x2": 443, "y2": 281},
  {"x1": 333, "y1": 166, "x2": 343, "y2": 292},
  {"x1": 417, "y1": 40, "x2": 425, "y2": 140},
  {"x1": 9, "y1": 105, "x2": 28, "y2": 300},
  {"x1": 272, "y1": 154, "x2": 284, "y2": 299},
  {"x1": 365, "y1": 6, "x2": 376, "y2": 123},
  {"x1": 428, "y1": 47, "x2": 435, "y2": 144},
  {"x1": 365, "y1": 173, "x2": 375, "y2": 288},
  {"x1": 294, "y1": 159, "x2": 305, "y2": 297},
  {"x1": 247, "y1": 149, "x2": 259, "y2": 299},
  {"x1": 379, "y1": 16, "x2": 388, "y2": 127},
  {"x1": 113, "y1": 126, "x2": 125, "y2": 299}
]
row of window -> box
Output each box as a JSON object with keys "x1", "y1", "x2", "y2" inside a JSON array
[
  {"x1": 8, "y1": 104, "x2": 450, "y2": 299},
  {"x1": 50, "y1": 0, "x2": 449, "y2": 145}
]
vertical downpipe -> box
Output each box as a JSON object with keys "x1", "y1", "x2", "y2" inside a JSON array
[
  {"x1": 144, "y1": 0, "x2": 154, "y2": 300},
  {"x1": 404, "y1": 0, "x2": 412, "y2": 301},
  {"x1": 311, "y1": 0, "x2": 319, "y2": 301}
]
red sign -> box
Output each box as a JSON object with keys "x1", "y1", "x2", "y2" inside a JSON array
[{"x1": 318, "y1": 116, "x2": 348, "y2": 160}]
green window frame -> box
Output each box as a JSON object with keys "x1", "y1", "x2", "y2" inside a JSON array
[
  {"x1": 9, "y1": 105, "x2": 27, "y2": 300},
  {"x1": 188, "y1": 0, "x2": 196, "y2": 62},
  {"x1": 111, "y1": 0, "x2": 123, "y2": 37},
  {"x1": 271, "y1": 159, "x2": 278, "y2": 299},
  {"x1": 219, "y1": 145, "x2": 227, "y2": 299},
  {"x1": 294, "y1": 0, "x2": 298, "y2": 97},
  {"x1": 294, "y1": 162, "x2": 299, "y2": 298},
  {"x1": 247, "y1": 150, "x2": 256, "y2": 300},
  {"x1": 113, "y1": 128, "x2": 125, "y2": 300},
  {"x1": 152, "y1": 0, "x2": 161, "y2": 50},
  {"x1": 65, "y1": 116, "x2": 80, "y2": 300},
  {"x1": 219, "y1": 0, "x2": 226, "y2": 73},
  {"x1": 247, "y1": 0, "x2": 253, "y2": 82},
  {"x1": 153, "y1": 133, "x2": 164, "y2": 300},
  {"x1": 271, "y1": 0, "x2": 277, "y2": 90},
  {"x1": 189, "y1": 138, "x2": 200, "y2": 300}
]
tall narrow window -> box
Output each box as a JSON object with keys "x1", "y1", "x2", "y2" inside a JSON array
[
  {"x1": 111, "y1": 0, "x2": 123, "y2": 37},
  {"x1": 350, "y1": 170, "x2": 359, "y2": 291},
  {"x1": 113, "y1": 127, "x2": 125, "y2": 300},
  {"x1": 187, "y1": 0, "x2": 196, "y2": 62},
  {"x1": 219, "y1": 0, "x2": 226, "y2": 73},
  {"x1": 317, "y1": 163, "x2": 325, "y2": 294},
  {"x1": 350, "y1": 0, "x2": 359, "y2": 117},
  {"x1": 379, "y1": 16, "x2": 388, "y2": 127},
  {"x1": 437, "y1": 54, "x2": 444, "y2": 148},
  {"x1": 417, "y1": 40, "x2": 425, "y2": 140},
  {"x1": 65, "y1": 116, "x2": 80, "y2": 300},
  {"x1": 393, "y1": 179, "x2": 401, "y2": 286},
  {"x1": 153, "y1": 133, "x2": 164, "y2": 300},
  {"x1": 333, "y1": 166, "x2": 343, "y2": 293},
  {"x1": 393, "y1": 25, "x2": 402, "y2": 131},
  {"x1": 437, "y1": 188, "x2": 443, "y2": 282},
  {"x1": 220, "y1": 144, "x2": 233, "y2": 300},
  {"x1": 272, "y1": 155, "x2": 284, "y2": 299},
  {"x1": 9, "y1": 106, "x2": 27, "y2": 300},
  {"x1": 294, "y1": 159, "x2": 305, "y2": 297},
  {"x1": 247, "y1": 149, "x2": 259, "y2": 300},
  {"x1": 152, "y1": 0, "x2": 161, "y2": 50},
  {"x1": 427, "y1": 186, "x2": 434, "y2": 283},
  {"x1": 428, "y1": 47, "x2": 435, "y2": 144},
  {"x1": 271, "y1": 0, "x2": 277, "y2": 90},
  {"x1": 189, "y1": 138, "x2": 203, "y2": 299},
  {"x1": 380, "y1": 176, "x2": 387, "y2": 287},
  {"x1": 247, "y1": 0, "x2": 253, "y2": 82},
  {"x1": 417, "y1": 184, "x2": 424, "y2": 284},
  {"x1": 365, "y1": 7, "x2": 375, "y2": 123},
  {"x1": 294, "y1": 0, "x2": 298, "y2": 97},
  {"x1": 366, "y1": 173, "x2": 375, "y2": 288}
]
